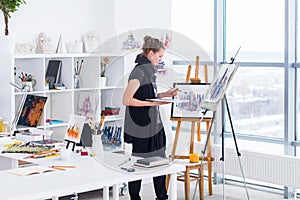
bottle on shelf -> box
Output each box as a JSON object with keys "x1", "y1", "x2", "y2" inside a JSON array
[{"x1": 0, "y1": 117, "x2": 3, "y2": 132}]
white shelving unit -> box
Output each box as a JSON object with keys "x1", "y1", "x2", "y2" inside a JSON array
[{"x1": 1, "y1": 52, "x2": 138, "y2": 141}]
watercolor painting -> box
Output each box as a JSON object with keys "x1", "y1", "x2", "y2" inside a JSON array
[
  {"x1": 64, "y1": 114, "x2": 86, "y2": 143},
  {"x1": 201, "y1": 64, "x2": 238, "y2": 111},
  {"x1": 171, "y1": 83, "x2": 213, "y2": 119},
  {"x1": 76, "y1": 92, "x2": 99, "y2": 118}
]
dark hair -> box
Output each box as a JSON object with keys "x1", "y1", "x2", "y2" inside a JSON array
[{"x1": 142, "y1": 36, "x2": 165, "y2": 56}]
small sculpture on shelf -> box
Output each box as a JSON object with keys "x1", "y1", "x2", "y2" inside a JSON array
[
  {"x1": 15, "y1": 43, "x2": 36, "y2": 54},
  {"x1": 82, "y1": 30, "x2": 101, "y2": 53},
  {"x1": 36, "y1": 32, "x2": 55, "y2": 53},
  {"x1": 121, "y1": 31, "x2": 140, "y2": 50}
]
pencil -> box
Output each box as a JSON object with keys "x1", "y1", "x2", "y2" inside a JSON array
[
  {"x1": 78, "y1": 59, "x2": 84, "y2": 75},
  {"x1": 50, "y1": 165, "x2": 76, "y2": 169}
]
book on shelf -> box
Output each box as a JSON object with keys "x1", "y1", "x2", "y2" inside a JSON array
[
  {"x1": 8, "y1": 165, "x2": 57, "y2": 176},
  {"x1": 134, "y1": 156, "x2": 170, "y2": 168},
  {"x1": 15, "y1": 132, "x2": 43, "y2": 142}
]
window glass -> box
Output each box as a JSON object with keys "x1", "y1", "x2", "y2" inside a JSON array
[
  {"x1": 226, "y1": 67, "x2": 284, "y2": 138},
  {"x1": 297, "y1": 0, "x2": 300, "y2": 62},
  {"x1": 226, "y1": 0, "x2": 284, "y2": 62},
  {"x1": 297, "y1": 69, "x2": 300, "y2": 141},
  {"x1": 171, "y1": 0, "x2": 214, "y2": 60}
]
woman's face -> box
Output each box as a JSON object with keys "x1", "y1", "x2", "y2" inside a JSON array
[{"x1": 148, "y1": 48, "x2": 164, "y2": 66}]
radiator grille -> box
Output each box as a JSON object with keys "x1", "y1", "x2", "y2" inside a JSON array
[{"x1": 196, "y1": 144, "x2": 300, "y2": 188}]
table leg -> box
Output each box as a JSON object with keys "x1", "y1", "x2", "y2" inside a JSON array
[
  {"x1": 169, "y1": 173, "x2": 178, "y2": 200},
  {"x1": 103, "y1": 186, "x2": 109, "y2": 200},
  {"x1": 113, "y1": 184, "x2": 119, "y2": 200}
]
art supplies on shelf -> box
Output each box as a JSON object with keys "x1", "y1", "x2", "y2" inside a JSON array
[
  {"x1": 23, "y1": 149, "x2": 60, "y2": 159},
  {"x1": 8, "y1": 165, "x2": 58, "y2": 176},
  {"x1": 15, "y1": 132, "x2": 43, "y2": 142},
  {"x1": 102, "y1": 125, "x2": 122, "y2": 150},
  {"x1": 101, "y1": 106, "x2": 120, "y2": 116},
  {"x1": 134, "y1": 156, "x2": 170, "y2": 168},
  {"x1": 32, "y1": 139, "x2": 61, "y2": 148},
  {"x1": 2, "y1": 145, "x2": 50, "y2": 154}
]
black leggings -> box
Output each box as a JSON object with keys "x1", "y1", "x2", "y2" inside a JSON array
[
  {"x1": 128, "y1": 129, "x2": 167, "y2": 199},
  {"x1": 128, "y1": 175, "x2": 167, "y2": 200}
]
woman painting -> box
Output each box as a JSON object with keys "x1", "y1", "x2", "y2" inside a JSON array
[{"x1": 123, "y1": 35, "x2": 178, "y2": 200}]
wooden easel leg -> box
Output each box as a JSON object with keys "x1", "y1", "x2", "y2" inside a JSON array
[
  {"x1": 190, "y1": 121, "x2": 195, "y2": 154},
  {"x1": 167, "y1": 121, "x2": 182, "y2": 191},
  {"x1": 206, "y1": 121, "x2": 213, "y2": 195},
  {"x1": 185, "y1": 167, "x2": 191, "y2": 200},
  {"x1": 208, "y1": 159, "x2": 213, "y2": 195},
  {"x1": 197, "y1": 122, "x2": 201, "y2": 142},
  {"x1": 171, "y1": 121, "x2": 181, "y2": 160},
  {"x1": 166, "y1": 174, "x2": 170, "y2": 191},
  {"x1": 198, "y1": 165, "x2": 204, "y2": 200}
]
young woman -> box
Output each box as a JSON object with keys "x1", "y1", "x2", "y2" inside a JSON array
[{"x1": 123, "y1": 36, "x2": 178, "y2": 200}]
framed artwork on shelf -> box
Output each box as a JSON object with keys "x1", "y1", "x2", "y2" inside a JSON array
[
  {"x1": 76, "y1": 91, "x2": 99, "y2": 118},
  {"x1": 170, "y1": 83, "x2": 213, "y2": 119}
]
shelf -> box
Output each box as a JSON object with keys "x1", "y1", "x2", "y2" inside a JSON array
[
  {"x1": 73, "y1": 87, "x2": 100, "y2": 92},
  {"x1": 5, "y1": 52, "x2": 130, "y2": 142},
  {"x1": 40, "y1": 122, "x2": 69, "y2": 129},
  {"x1": 100, "y1": 86, "x2": 124, "y2": 90},
  {"x1": 104, "y1": 116, "x2": 124, "y2": 122},
  {"x1": 13, "y1": 52, "x2": 121, "y2": 59},
  {"x1": 14, "y1": 89, "x2": 73, "y2": 95}
]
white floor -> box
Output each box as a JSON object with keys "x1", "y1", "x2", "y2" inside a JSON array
[{"x1": 58, "y1": 178, "x2": 298, "y2": 200}]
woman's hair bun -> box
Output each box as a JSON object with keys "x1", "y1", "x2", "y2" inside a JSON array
[{"x1": 144, "y1": 35, "x2": 152, "y2": 42}]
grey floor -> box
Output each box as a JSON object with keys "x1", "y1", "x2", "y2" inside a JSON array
[{"x1": 59, "y1": 178, "x2": 299, "y2": 200}]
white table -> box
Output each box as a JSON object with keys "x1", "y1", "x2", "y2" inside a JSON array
[{"x1": 0, "y1": 138, "x2": 185, "y2": 200}]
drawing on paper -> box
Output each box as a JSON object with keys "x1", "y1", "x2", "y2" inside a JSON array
[{"x1": 170, "y1": 83, "x2": 213, "y2": 119}]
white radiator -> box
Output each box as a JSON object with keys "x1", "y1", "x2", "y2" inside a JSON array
[{"x1": 196, "y1": 144, "x2": 300, "y2": 188}]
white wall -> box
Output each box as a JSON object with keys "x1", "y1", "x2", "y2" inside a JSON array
[
  {"x1": 0, "y1": 0, "x2": 114, "y2": 52},
  {"x1": 0, "y1": 0, "x2": 171, "y2": 51},
  {"x1": 114, "y1": 0, "x2": 172, "y2": 34},
  {"x1": 0, "y1": 0, "x2": 173, "y2": 138}
]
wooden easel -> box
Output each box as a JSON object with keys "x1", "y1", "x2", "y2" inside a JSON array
[{"x1": 167, "y1": 56, "x2": 214, "y2": 198}]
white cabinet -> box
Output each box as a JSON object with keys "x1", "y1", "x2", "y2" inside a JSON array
[{"x1": 1, "y1": 52, "x2": 137, "y2": 141}]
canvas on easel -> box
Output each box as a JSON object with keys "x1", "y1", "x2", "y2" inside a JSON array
[
  {"x1": 170, "y1": 83, "x2": 213, "y2": 119},
  {"x1": 201, "y1": 63, "x2": 238, "y2": 111}
]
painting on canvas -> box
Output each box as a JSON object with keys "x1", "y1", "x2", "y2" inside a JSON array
[
  {"x1": 170, "y1": 83, "x2": 213, "y2": 119},
  {"x1": 201, "y1": 64, "x2": 238, "y2": 111},
  {"x1": 64, "y1": 114, "x2": 86, "y2": 143}
]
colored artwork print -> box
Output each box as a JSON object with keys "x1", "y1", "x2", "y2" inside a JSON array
[{"x1": 64, "y1": 114, "x2": 86, "y2": 143}]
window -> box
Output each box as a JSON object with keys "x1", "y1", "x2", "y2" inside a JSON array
[
  {"x1": 226, "y1": 0, "x2": 284, "y2": 62},
  {"x1": 226, "y1": 67, "x2": 284, "y2": 138}
]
